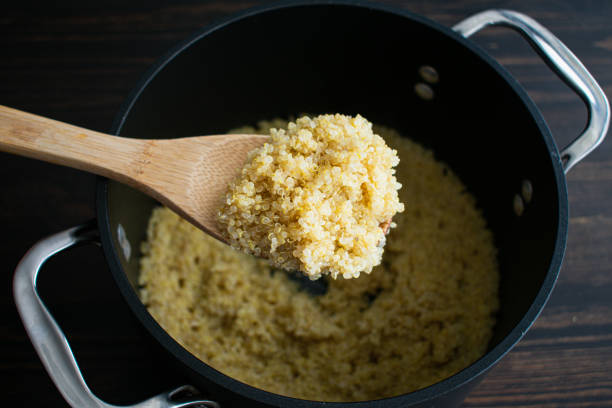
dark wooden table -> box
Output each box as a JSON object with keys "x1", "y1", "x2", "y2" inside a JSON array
[{"x1": 2, "y1": 1, "x2": 611, "y2": 407}]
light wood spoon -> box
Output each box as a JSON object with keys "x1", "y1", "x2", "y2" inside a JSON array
[
  {"x1": 0, "y1": 105, "x2": 268, "y2": 242},
  {"x1": 0, "y1": 105, "x2": 393, "y2": 246}
]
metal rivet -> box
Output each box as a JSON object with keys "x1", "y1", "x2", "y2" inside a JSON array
[
  {"x1": 521, "y1": 180, "x2": 533, "y2": 203},
  {"x1": 414, "y1": 83, "x2": 434, "y2": 101},
  {"x1": 418, "y1": 65, "x2": 439, "y2": 84},
  {"x1": 513, "y1": 194, "x2": 525, "y2": 216},
  {"x1": 117, "y1": 223, "x2": 132, "y2": 261}
]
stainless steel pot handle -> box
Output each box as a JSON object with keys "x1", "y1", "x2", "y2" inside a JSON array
[
  {"x1": 13, "y1": 222, "x2": 220, "y2": 408},
  {"x1": 453, "y1": 9, "x2": 610, "y2": 173}
]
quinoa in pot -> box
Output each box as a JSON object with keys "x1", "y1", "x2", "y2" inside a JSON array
[{"x1": 139, "y1": 120, "x2": 500, "y2": 402}]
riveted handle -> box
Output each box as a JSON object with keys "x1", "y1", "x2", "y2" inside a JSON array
[
  {"x1": 453, "y1": 9, "x2": 610, "y2": 173},
  {"x1": 13, "y1": 222, "x2": 219, "y2": 408}
]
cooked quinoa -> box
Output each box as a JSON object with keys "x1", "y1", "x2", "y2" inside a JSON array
[
  {"x1": 139, "y1": 122, "x2": 499, "y2": 402},
  {"x1": 217, "y1": 114, "x2": 405, "y2": 279}
]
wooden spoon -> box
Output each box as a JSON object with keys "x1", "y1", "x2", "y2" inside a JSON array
[
  {"x1": 0, "y1": 105, "x2": 268, "y2": 242},
  {"x1": 1, "y1": 105, "x2": 394, "y2": 247}
]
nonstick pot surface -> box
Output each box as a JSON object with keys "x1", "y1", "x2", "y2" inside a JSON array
[{"x1": 97, "y1": 2, "x2": 567, "y2": 407}]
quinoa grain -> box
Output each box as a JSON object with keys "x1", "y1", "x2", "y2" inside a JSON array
[
  {"x1": 217, "y1": 114, "x2": 405, "y2": 279},
  {"x1": 139, "y1": 121, "x2": 499, "y2": 402}
]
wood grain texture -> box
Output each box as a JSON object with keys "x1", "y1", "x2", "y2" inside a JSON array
[
  {"x1": 0, "y1": 105, "x2": 267, "y2": 240},
  {"x1": 1, "y1": 1, "x2": 611, "y2": 407}
]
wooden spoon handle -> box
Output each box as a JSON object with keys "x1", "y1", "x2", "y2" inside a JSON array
[{"x1": 0, "y1": 105, "x2": 144, "y2": 181}]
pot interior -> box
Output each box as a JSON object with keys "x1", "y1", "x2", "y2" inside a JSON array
[{"x1": 101, "y1": 2, "x2": 566, "y2": 404}]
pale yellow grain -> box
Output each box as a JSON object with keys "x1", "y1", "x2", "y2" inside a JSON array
[
  {"x1": 217, "y1": 114, "x2": 404, "y2": 279},
  {"x1": 139, "y1": 121, "x2": 499, "y2": 402}
]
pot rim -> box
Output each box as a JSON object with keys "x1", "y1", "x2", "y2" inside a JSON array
[{"x1": 96, "y1": 1, "x2": 569, "y2": 406}]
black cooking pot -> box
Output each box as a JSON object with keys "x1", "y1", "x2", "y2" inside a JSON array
[{"x1": 13, "y1": 2, "x2": 609, "y2": 408}]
